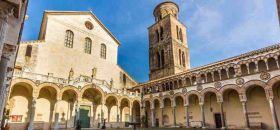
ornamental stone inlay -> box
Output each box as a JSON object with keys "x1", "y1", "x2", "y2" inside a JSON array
[
  {"x1": 214, "y1": 82, "x2": 222, "y2": 89},
  {"x1": 197, "y1": 84, "x2": 203, "y2": 91},
  {"x1": 236, "y1": 78, "x2": 245, "y2": 85},
  {"x1": 182, "y1": 88, "x2": 187, "y2": 94},
  {"x1": 260, "y1": 72, "x2": 271, "y2": 80},
  {"x1": 169, "y1": 90, "x2": 174, "y2": 95}
]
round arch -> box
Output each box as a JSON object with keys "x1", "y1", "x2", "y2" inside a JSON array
[
  {"x1": 267, "y1": 75, "x2": 280, "y2": 89},
  {"x1": 80, "y1": 84, "x2": 105, "y2": 98},
  {"x1": 59, "y1": 86, "x2": 79, "y2": 100},
  {"x1": 37, "y1": 83, "x2": 60, "y2": 99},
  {"x1": 242, "y1": 80, "x2": 267, "y2": 93}
]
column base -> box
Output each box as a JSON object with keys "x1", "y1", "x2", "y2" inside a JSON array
[
  {"x1": 221, "y1": 127, "x2": 226, "y2": 129},
  {"x1": 202, "y1": 126, "x2": 207, "y2": 129},
  {"x1": 27, "y1": 126, "x2": 34, "y2": 130}
]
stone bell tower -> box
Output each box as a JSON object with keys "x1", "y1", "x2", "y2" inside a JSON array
[{"x1": 149, "y1": 1, "x2": 190, "y2": 80}]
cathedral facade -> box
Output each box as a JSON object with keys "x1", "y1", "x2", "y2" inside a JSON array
[
  {"x1": 5, "y1": 11, "x2": 140, "y2": 130},
  {"x1": 2, "y1": 1, "x2": 280, "y2": 130}
]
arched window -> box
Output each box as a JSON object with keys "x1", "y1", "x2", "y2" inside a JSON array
[
  {"x1": 176, "y1": 25, "x2": 179, "y2": 40},
  {"x1": 258, "y1": 60, "x2": 267, "y2": 72},
  {"x1": 241, "y1": 64, "x2": 248, "y2": 75},
  {"x1": 179, "y1": 49, "x2": 182, "y2": 65},
  {"x1": 185, "y1": 77, "x2": 191, "y2": 86},
  {"x1": 191, "y1": 76, "x2": 197, "y2": 85},
  {"x1": 156, "y1": 30, "x2": 160, "y2": 42},
  {"x1": 65, "y1": 30, "x2": 74, "y2": 48},
  {"x1": 206, "y1": 72, "x2": 213, "y2": 83},
  {"x1": 228, "y1": 67, "x2": 235, "y2": 78},
  {"x1": 182, "y1": 52, "x2": 186, "y2": 67},
  {"x1": 161, "y1": 50, "x2": 165, "y2": 67},
  {"x1": 249, "y1": 62, "x2": 257, "y2": 74},
  {"x1": 214, "y1": 71, "x2": 220, "y2": 81},
  {"x1": 267, "y1": 57, "x2": 278, "y2": 70},
  {"x1": 200, "y1": 74, "x2": 206, "y2": 83},
  {"x1": 157, "y1": 51, "x2": 161, "y2": 68},
  {"x1": 220, "y1": 69, "x2": 228, "y2": 80},
  {"x1": 25, "y1": 45, "x2": 32, "y2": 57},
  {"x1": 179, "y1": 28, "x2": 183, "y2": 42},
  {"x1": 100, "y1": 44, "x2": 106, "y2": 59},
  {"x1": 84, "y1": 37, "x2": 92, "y2": 54},
  {"x1": 160, "y1": 26, "x2": 164, "y2": 40}
]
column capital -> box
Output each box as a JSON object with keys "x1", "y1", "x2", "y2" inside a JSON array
[{"x1": 0, "y1": 6, "x2": 14, "y2": 22}]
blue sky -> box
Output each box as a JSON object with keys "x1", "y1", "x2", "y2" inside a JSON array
[{"x1": 22, "y1": 0, "x2": 280, "y2": 83}]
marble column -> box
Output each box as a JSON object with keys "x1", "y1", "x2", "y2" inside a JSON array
[
  {"x1": 130, "y1": 107, "x2": 133, "y2": 122},
  {"x1": 92, "y1": 105, "x2": 97, "y2": 128},
  {"x1": 200, "y1": 103, "x2": 206, "y2": 129},
  {"x1": 185, "y1": 105, "x2": 189, "y2": 128},
  {"x1": 0, "y1": 56, "x2": 8, "y2": 124},
  {"x1": 101, "y1": 103, "x2": 104, "y2": 123},
  {"x1": 119, "y1": 107, "x2": 122, "y2": 123},
  {"x1": 117, "y1": 105, "x2": 119, "y2": 128},
  {"x1": 75, "y1": 101, "x2": 80, "y2": 127},
  {"x1": 160, "y1": 108, "x2": 164, "y2": 127},
  {"x1": 151, "y1": 108, "x2": 155, "y2": 127},
  {"x1": 28, "y1": 97, "x2": 37, "y2": 130},
  {"x1": 54, "y1": 100, "x2": 61, "y2": 130},
  {"x1": 107, "y1": 108, "x2": 111, "y2": 123},
  {"x1": 172, "y1": 106, "x2": 176, "y2": 127},
  {"x1": 268, "y1": 99, "x2": 279, "y2": 130},
  {"x1": 241, "y1": 101, "x2": 250, "y2": 129},
  {"x1": 218, "y1": 102, "x2": 226, "y2": 129}
]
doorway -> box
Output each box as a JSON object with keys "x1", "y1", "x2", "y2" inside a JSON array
[
  {"x1": 214, "y1": 113, "x2": 222, "y2": 128},
  {"x1": 80, "y1": 105, "x2": 91, "y2": 128}
]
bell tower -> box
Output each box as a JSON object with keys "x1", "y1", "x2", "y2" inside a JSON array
[{"x1": 149, "y1": 1, "x2": 190, "y2": 80}]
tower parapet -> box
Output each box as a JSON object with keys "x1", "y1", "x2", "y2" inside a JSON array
[{"x1": 153, "y1": 1, "x2": 179, "y2": 21}]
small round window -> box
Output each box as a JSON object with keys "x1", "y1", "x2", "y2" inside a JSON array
[{"x1": 85, "y1": 21, "x2": 94, "y2": 30}]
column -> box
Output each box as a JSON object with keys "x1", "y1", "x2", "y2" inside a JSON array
[
  {"x1": 54, "y1": 99, "x2": 61, "y2": 130},
  {"x1": 200, "y1": 103, "x2": 206, "y2": 129},
  {"x1": 129, "y1": 107, "x2": 133, "y2": 122},
  {"x1": 116, "y1": 105, "x2": 120, "y2": 128},
  {"x1": 101, "y1": 103, "x2": 104, "y2": 123},
  {"x1": 75, "y1": 101, "x2": 80, "y2": 127},
  {"x1": 268, "y1": 99, "x2": 279, "y2": 130},
  {"x1": 0, "y1": 54, "x2": 9, "y2": 125},
  {"x1": 241, "y1": 101, "x2": 250, "y2": 129},
  {"x1": 185, "y1": 105, "x2": 189, "y2": 128},
  {"x1": 151, "y1": 108, "x2": 155, "y2": 127},
  {"x1": 161, "y1": 108, "x2": 164, "y2": 127},
  {"x1": 218, "y1": 102, "x2": 226, "y2": 129},
  {"x1": 172, "y1": 106, "x2": 176, "y2": 127},
  {"x1": 119, "y1": 107, "x2": 123, "y2": 123},
  {"x1": 92, "y1": 105, "x2": 97, "y2": 128},
  {"x1": 107, "y1": 108, "x2": 111, "y2": 123},
  {"x1": 28, "y1": 97, "x2": 37, "y2": 130}
]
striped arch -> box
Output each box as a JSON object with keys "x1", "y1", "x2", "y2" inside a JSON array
[
  {"x1": 185, "y1": 90, "x2": 201, "y2": 105},
  {"x1": 219, "y1": 84, "x2": 241, "y2": 95},
  {"x1": 241, "y1": 80, "x2": 267, "y2": 93},
  {"x1": 200, "y1": 87, "x2": 220, "y2": 102},
  {"x1": 152, "y1": 96, "x2": 162, "y2": 108},
  {"x1": 267, "y1": 75, "x2": 280, "y2": 89}
]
